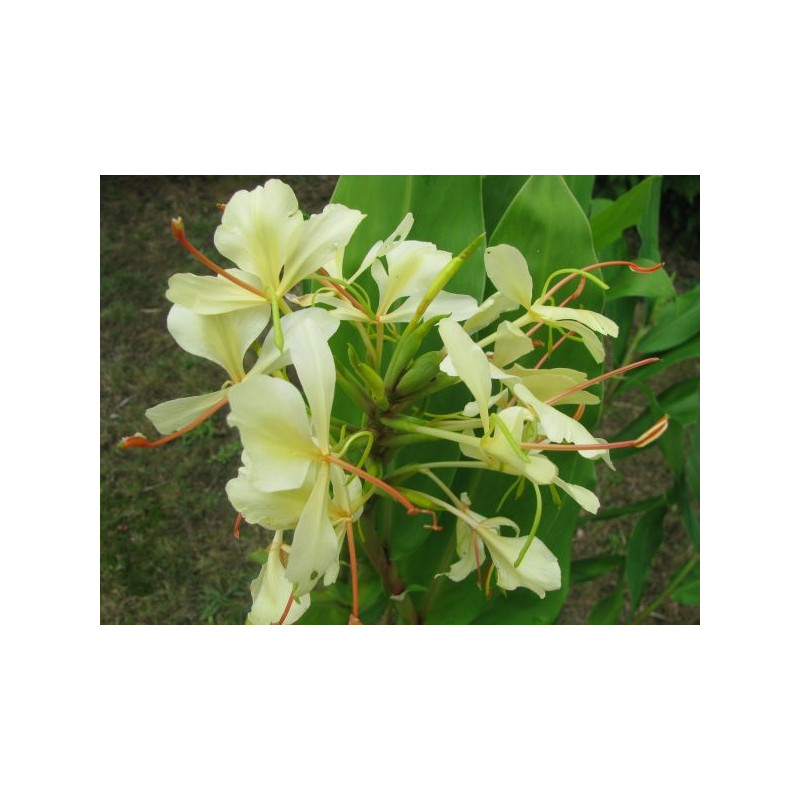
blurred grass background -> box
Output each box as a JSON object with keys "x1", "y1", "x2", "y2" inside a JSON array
[{"x1": 100, "y1": 175, "x2": 698, "y2": 624}]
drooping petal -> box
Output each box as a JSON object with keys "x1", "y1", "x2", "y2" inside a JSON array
[
  {"x1": 167, "y1": 304, "x2": 270, "y2": 381},
  {"x1": 145, "y1": 388, "x2": 229, "y2": 435},
  {"x1": 445, "y1": 520, "x2": 486, "y2": 582},
  {"x1": 248, "y1": 532, "x2": 311, "y2": 625},
  {"x1": 504, "y1": 366, "x2": 600, "y2": 406},
  {"x1": 227, "y1": 375, "x2": 317, "y2": 492},
  {"x1": 226, "y1": 463, "x2": 316, "y2": 530},
  {"x1": 513, "y1": 384, "x2": 606, "y2": 459},
  {"x1": 285, "y1": 464, "x2": 339, "y2": 595},
  {"x1": 284, "y1": 311, "x2": 336, "y2": 453},
  {"x1": 554, "y1": 477, "x2": 600, "y2": 514},
  {"x1": 214, "y1": 179, "x2": 303, "y2": 290},
  {"x1": 280, "y1": 203, "x2": 365, "y2": 292},
  {"x1": 485, "y1": 244, "x2": 533, "y2": 309},
  {"x1": 529, "y1": 304, "x2": 619, "y2": 337},
  {"x1": 480, "y1": 527, "x2": 561, "y2": 598},
  {"x1": 463, "y1": 292, "x2": 519, "y2": 334},
  {"x1": 166, "y1": 269, "x2": 266, "y2": 314},
  {"x1": 438, "y1": 318, "x2": 493, "y2": 431}
]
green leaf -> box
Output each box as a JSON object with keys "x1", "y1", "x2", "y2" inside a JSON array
[
  {"x1": 482, "y1": 175, "x2": 528, "y2": 241},
  {"x1": 621, "y1": 334, "x2": 699, "y2": 388},
  {"x1": 586, "y1": 495, "x2": 666, "y2": 522},
  {"x1": 658, "y1": 417, "x2": 686, "y2": 477},
  {"x1": 293, "y1": 602, "x2": 350, "y2": 625},
  {"x1": 563, "y1": 175, "x2": 595, "y2": 215},
  {"x1": 637, "y1": 176, "x2": 662, "y2": 262},
  {"x1": 605, "y1": 264, "x2": 676, "y2": 300},
  {"x1": 590, "y1": 176, "x2": 661, "y2": 252},
  {"x1": 637, "y1": 285, "x2": 700, "y2": 354},
  {"x1": 670, "y1": 560, "x2": 700, "y2": 605},
  {"x1": 587, "y1": 569, "x2": 625, "y2": 624},
  {"x1": 625, "y1": 506, "x2": 667, "y2": 611},
  {"x1": 658, "y1": 377, "x2": 700, "y2": 426},
  {"x1": 571, "y1": 554, "x2": 624, "y2": 584},
  {"x1": 422, "y1": 578, "x2": 487, "y2": 625}
]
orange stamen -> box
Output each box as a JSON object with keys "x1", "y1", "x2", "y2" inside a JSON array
[
  {"x1": 317, "y1": 268, "x2": 371, "y2": 317},
  {"x1": 233, "y1": 512, "x2": 243, "y2": 540},
  {"x1": 520, "y1": 415, "x2": 669, "y2": 452},
  {"x1": 216, "y1": 203, "x2": 226, "y2": 212},
  {"x1": 545, "y1": 357, "x2": 660, "y2": 405},
  {"x1": 540, "y1": 260, "x2": 665, "y2": 304},
  {"x1": 275, "y1": 595, "x2": 295, "y2": 625},
  {"x1": 534, "y1": 333, "x2": 570, "y2": 368},
  {"x1": 119, "y1": 397, "x2": 228, "y2": 449},
  {"x1": 171, "y1": 217, "x2": 265, "y2": 299},
  {"x1": 572, "y1": 404, "x2": 585, "y2": 422},
  {"x1": 345, "y1": 518, "x2": 361, "y2": 624}
]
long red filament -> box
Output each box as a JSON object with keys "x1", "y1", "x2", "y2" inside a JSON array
[
  {"x1": 540, "y1": 260, "x2": 665, "y2": 304},
  {"x1": 275, "y1": 595, "x2": 295, "y2": 625},
  {"x1": 521, "y1": 416, "x2": 669, "y2": 452},
  {"x1": 119, "y1": 398, "x2": 229, "y2": 449},
  {"x1": 171, "y1": 218, "x2": 266, "y2": 299},
  {"x1": 317, "y1": 268, "x2": 370, "y2": 317},
  {"x1": 534, "y1": 333, "x2": 570, "y2": 368},
  {"x1": 345, "y1": 519, "x2": 361, "y2": 624},
  {"x1": 545, "y1": 357, "x2": 660, "y2": 405},
  {"x1": 233, "y1": 513, "x2": 243, "y2": 540}
]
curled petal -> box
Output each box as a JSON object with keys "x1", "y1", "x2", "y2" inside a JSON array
[
  {"x1": 166, "y1": 269, "x2": 266, "y2": 315},
  {"x1": 481, "y1": 527, "x2": 561, "y2": 598},
  {"x1": 485, "y1": 244, "x2": 533, "y2": 308},
  {"x1": 145, "y1": 388, "x2": 229, "y2": 435}
]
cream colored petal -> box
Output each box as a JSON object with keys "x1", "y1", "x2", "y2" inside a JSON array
[
  {"x1": 280, "y1": 203, "x2": 365, "y2": 291},
  {"x1": 379, "y1": 241, "x2": 451, "y2": 313},
  {"x1": 226, "y1": 465, "x2": 316, "y2": 530},
  {"x1": 493, "y1": 321, "x2": 534, "y2": 368},
  {"x1": 550, "y1": 318, "x2": 606, "y2": 362},
  {"x1": 485, "y1": 244, "x2": 533, "y2": 308},
  {"x1": 214, "y1": 179, "x2": 303, "y2": 290},
  {"x1": 285, "y1": 465, "x2": 339, "y2": 595},
  {"x1": 481, "y1": 528, "x2": 561, "y2": 598},
  {"x1": 463, "y1": 292, "x2": 519, "y2": 334},
  {"x1": 352, "y1": 212, "x2": 415, "y2": 282},
  {"x1": 381, "y1": 290, "x2": 478, "y2": 324},
  {"x1": 554, "y1": 477, "x2": 600, "y2": 514},
  {"x1": 166, "y1": 269, "x2": 266, "y2": 315},
  {"x1": 445, "y1": 520, "x2": 486, "y2": 582},
  {"x1": 227, "y1": 376, "x2": 317, "y2": 492},
  {"x1": 248, "y1": 533, "x2": 311, "y2": 625},
  {"x1": 530, "y1": 304, "x2": 619, "y2": 337},
  {"x1": 514, "y1": 384, "x2": 606, "y2": 459},
  {"x1": 285, "y1": 311, "x2": 336, "y2": 452},
  {"x1": 505, "y1": 366, "x2": 599, "y2": 406},
  {"x1": 463, "y1": 388, "x2": 508, "y2": 418},
  {"x1": 145, "y1": 388, "x2": 228, "y2": 435},
  {"x1": 167, "y1": 304, "x2": 269, "y2": 381},
  {"x1": 438, "y1": 318, "x2": 493, "y2": 431}
]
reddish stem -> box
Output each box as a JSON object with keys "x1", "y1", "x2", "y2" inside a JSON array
[{"x1": 119, "y1": 397, "x2": 229, "y2": 449}]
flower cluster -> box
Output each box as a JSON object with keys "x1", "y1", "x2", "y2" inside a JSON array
[{"x1": 122, "y1": 179, "x2": 667, "y2": 624}]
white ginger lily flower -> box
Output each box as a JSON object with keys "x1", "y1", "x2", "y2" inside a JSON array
[
  {"x1": 484, "y1": 244, "x2": 618, "y2": 362},
  {"x1": 310, "y1": 214, "x2": 477, "y2": 324},
  {"x1": 226, "y1": 312, "x2": 346, "y2": 594},
  {"x1": 142, "y1": 306, "x2": 337, "y2": 439},
  {"x1": 443, "y1": 493, "x2": 561, "y2": 598},
  {"x1": 248, "y1": 531, "x2": 311, "y2": 625},
  {"x1": 166, "y1": 178, "x2": 364, "y2": 315}
]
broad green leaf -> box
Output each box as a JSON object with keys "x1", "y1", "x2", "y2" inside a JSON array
[
  {"x1": 605, "y1": 296, "x2": 638, "y2": 366},
  {"x1": 625, "y1": 506, "x2": 667, "y2": 611},
  {"x1": 657, "y1": 377, "x2": 700, "y2": 426},
  {"x1": 482, "y1": 175, "x2": 528, "y2": 241},
  {"x1": 294, "y1": 602, "x2": 350, "y2": 625},
  {"x1": 590, "y1": 175, "x2": 661, "y2": 252},
  {"x1": 606, "y1": 265, "x2": 676, "y2": 300},
  {"x1": 571, "y1": 554, "x2": 624, "y2": 584},
  {"x1": 563, "y1": 175, "x2": 595, "y2": 215},
  {"x1": 587, "y1": 569, "x2": 624, "y2": 624},
  {"x1": 670, "y1": 560, "x2": 700, "y2": 605},
  {"x1": 637, "y1": 176, "x2": 662, "y2": 262},
  {"x1": 584, "y1": 495, "x2": 667, "y2": 522},
  {"x1": 621, "y1": 334, "x2": 699, "y2": 388},
  {"x1": 422, "y1": 577, "x2": 487, "y2": 625},
  {"x1": 658, "y1": 416, "x2": 685, "y2": 477},
  {"x1": 637, "y1": 285, "x2": 700, "y2": 354}
]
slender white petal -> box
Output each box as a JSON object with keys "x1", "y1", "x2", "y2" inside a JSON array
[
  {"x1": 504, "y1": 366, "x2": 600, "y2": 406},
  {"x1": 145, "y1": 388, "x2": 229, "y2": 435},
  {"x1": 551, "y1": 318, "x2": 606, "y2": 362},
  {"x1": 530, "y1": 304, "x2": 619, "y2": 337},
  {"x1": 554, "y1": 477, "x2": 600, "y2": 514},
  {"x1": 214, "y1": 179, "x2": 303, "y2": 290},
  {"x1": 166, "y1": 269, "x2": 266, "y2": 315},
  {"x1": 485, "y1": 244, "x2": 533, "y2": 308},
  {"x1": 248, "y1": 533, "x2": 310, "y2": 625},
  {"x1": 445, "y1": 521, "x2": 486, "y2": 582},
  {"x1": 463, "y1": 292, "x2": 519, "y2": 334},
  {"x1": 514, "y1": 384, "x2": 606, "y2": 459},
  {"x1": 286, "y1": 464, "x2": 339, "y2": 595},
  {"x1": 481, "y1": 528, "x2": 561, "y2": 598},
  {"x1": 378, "y1": 241, "x2": 451, "y2": 315},
  {"x1": 285, "y1": 313, "x2": 336, "y2": 452},
  {"x1": 167, "y1": 304, "x2": 269, "y2": 381},
  {"x1": 352, "y1": 212, "x2": 415, "y2": 282},
  {"x1": 381, "y1": 290, "x2": 478, "y2": 324},
  {"x1": 227, "y1": 376, "x2": 318, "y2": 492},
  {"x1": 438, "y1": 318, "x2": 493, "y2": 431}
]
